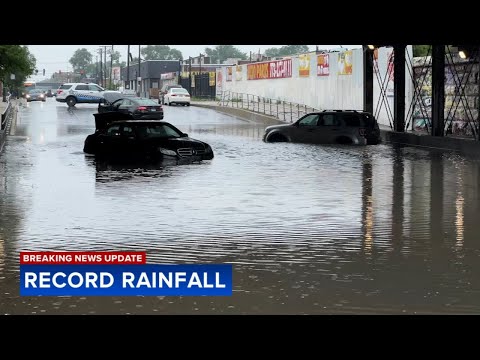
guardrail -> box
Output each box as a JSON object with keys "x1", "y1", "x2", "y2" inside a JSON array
[
  {"x1": 219, "y1": 91, "x2": 322, "y2": 123},
  {"x1": 1, "y1": 95, "x2": 12, "y2": 131}
]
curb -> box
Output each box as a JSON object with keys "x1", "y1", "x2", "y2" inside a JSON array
[{"x1": 191, "y1": 103, "x2": 285, "y2": 126}]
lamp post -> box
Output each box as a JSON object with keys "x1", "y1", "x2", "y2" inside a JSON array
[
  {"x1": 109, "y1": 45, "x2": 113, "y2": 89},
  {"x1": 199, "y1": 53, "x2": 204, "y2": 97},
  {"x1": 189, "y1": 56, "x2": 192, "y2": 96},
  {"x1": 138, "y1": 45, "x2": 141, "y2": 97},
  {"x1": 126, "y1": 45, "x2": 130, "y2": 90}
]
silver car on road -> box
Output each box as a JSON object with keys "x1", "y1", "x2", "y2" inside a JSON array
[{"x1": 263, "y1": 110, "x2": 381, "y2": 145}]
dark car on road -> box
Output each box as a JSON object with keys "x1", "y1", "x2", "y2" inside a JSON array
[
  {"x1": 26, "y1": 89, "x2": 46, "y2": 102},
  {"x1": 263, "y1": 110, "x2": 381, "y2": 145},
  {"x1": 83, "y1": 113, "x2": 214, "y2": 161},
  {"x1": 98, "y1": 92, "x2": 164, "y2": 120}
]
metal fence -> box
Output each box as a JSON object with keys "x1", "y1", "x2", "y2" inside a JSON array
[
  {"x1": 180, "y1": 73, "x2": 216, "y2": 100},
  {"x1": 219, "y1": 91, "x2": 322, "y2": 123},
  {"x1": 1, "y1": 95, "x2": 13, "y2": 131}
]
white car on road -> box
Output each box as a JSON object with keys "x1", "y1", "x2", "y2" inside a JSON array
[
  {"x1": 56, "y1": 83, "x2": 109, "y2": 107},
  {"x1": 164, "y1": 88, "x2": 191, "y2": 106}
]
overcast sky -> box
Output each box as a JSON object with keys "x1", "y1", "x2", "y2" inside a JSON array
[{"x1": 27, "y1": 45, "x2": 362, "y2": 81}]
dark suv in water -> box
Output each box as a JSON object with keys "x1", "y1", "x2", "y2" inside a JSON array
[{"x1": 263, "y1": 110, "x2": 381, "y2": 145}]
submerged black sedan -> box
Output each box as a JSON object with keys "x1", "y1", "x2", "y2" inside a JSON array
[
  {"x1": 98, "y1": 92, "x2": 164, "y2": 120},
  {"x1": 83, "y1": 113, "x2": 214, "y2": 161}
]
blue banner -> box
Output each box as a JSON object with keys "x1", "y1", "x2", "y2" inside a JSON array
[{"x1": 20, "y1": 264, "x2": 232, "y2": 296}]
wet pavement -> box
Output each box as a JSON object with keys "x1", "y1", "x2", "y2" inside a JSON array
[{"x1": 1, "y1": 98, "x2": 480, "y2": 314}]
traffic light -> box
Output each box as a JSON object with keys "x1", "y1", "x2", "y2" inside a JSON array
[
  {"x1": 35, "y1": 69, "x2": 38, "y2": 75},
  {"x1": 43, "y1": 69, "x2": 45, "y2": 76}
]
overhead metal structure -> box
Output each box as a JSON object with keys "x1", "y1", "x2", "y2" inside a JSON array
[{"x1": 363, "y1": 44, "x2": 480, "y2": 140}]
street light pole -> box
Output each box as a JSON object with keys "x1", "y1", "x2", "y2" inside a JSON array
[
  {"x1": 126, "y1": 45, "x2": 130, "y2": 90},
  {"x1": 99, "y1": 48, "x2": 103, "y2": 87},
  {"x1": 199, "y1": 53, "x2": 204, "y2": 98},
  {"x1": 103, "y1": 46, "x2": 107, "y2": 89},
  {"x1": 110, "y1": 45, "x2": 114, "y2": 89},
  {"x1": 138, "y1": 45, "x2": 141, "y2": 97},
  {"x1": 189, "y1": 57, "x2": 192, "y2": 96}
]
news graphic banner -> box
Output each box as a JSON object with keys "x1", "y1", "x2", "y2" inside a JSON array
[{"x1": 20, "y1": 251, "x2": 233, "y2": 296}]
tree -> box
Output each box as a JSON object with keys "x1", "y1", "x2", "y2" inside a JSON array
[
  {"x1": 141, "y1": 45, "x2": 183, "y2": 60},
  {"x1": 413, "y1": 45, "x2": 431, "y2": 57},
  {"x1": 69, "y1": 48, "x2": 93, "y2": 72},
  {"x1": 204, "y1": 45, "x2": 247, "y2": 63},
  {"x1": 0, "y1": 45, "x2": 36, "y2": 89},
  {"x1": 264, "y1": 45, "x2": 310, "y2": 58},
  {"x1": 107, "y1": 49, "x2": 122, "y2": 65}
]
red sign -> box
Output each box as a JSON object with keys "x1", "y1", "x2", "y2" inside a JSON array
[{"x1": 247, "y1": 59, "x2": 292, "y2": 80}]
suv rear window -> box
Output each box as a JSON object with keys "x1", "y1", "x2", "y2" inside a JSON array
[
  {"x1": 59, "y1": 84, "x2": 72, "y2": 89},
  {"x1": 343, "y1": 114, "x2": 362, "y2": 127}
]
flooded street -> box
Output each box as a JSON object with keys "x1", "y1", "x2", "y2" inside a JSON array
[{"x1": 1, "y1": 98, "x2": 480, "y2": 314}]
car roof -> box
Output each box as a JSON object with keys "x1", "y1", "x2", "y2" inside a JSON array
[{"x1": 308, "y1": 110, "x2": 374, "y2": 116}]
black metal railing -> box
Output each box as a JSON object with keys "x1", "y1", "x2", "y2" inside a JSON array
[
  {"x1": 219, "y1": 91, "x2": 321, "y2": 123},
  {"x1": 1, "y1": 95, "x2": 13, "y2": 131}
]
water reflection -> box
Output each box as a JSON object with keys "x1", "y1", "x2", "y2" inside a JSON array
[
  {"x1": 4, "y1": 103, "x2": 480, "y2": 313},
  {"x1": 361, "y1": 152, "x2": 373, "y2": 255}
]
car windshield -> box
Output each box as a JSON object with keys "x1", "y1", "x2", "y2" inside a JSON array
[
  {"x1": 172, "y1": 88, "x2": 189, "y2": 94},
  {"x1": 133, "y1": 99, "x2": 158, "y2": 106},
  {"x1": 29, "y1": 89, "x2": 43, "y2": 94},
  {"x1": 136, "y1": 124, "x2": 182, "y2": 139}
]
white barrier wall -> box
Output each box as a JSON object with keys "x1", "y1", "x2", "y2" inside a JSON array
[{"x1": 218, "y1": 46, "x2": 414, "y2": 128}]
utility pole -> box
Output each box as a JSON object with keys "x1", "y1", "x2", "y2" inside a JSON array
[
  {"x1": 126, "y1": 45, "x2": 130, "y2": 90},
  {"x1": 103, "y1": 46, "x2": 107, "y2": 89},
  {"x1": 95, "y1": 55, "x2": 99, "y2": 84},
  {"x1": 199, "y1": 53, "x2": 203, "y2": 98},
  {"x1": 110, "y1": 45, "x2": 114, "y2": 89},
  {"x1": 99, "y1": 48, "x2": 103, "y2": 87},
  {"x1": 189, "y1": 57, "x2": 192, "y2": 96},
  {"x1": 138, "y1": 45, "x2": 141, "y2": 97}
]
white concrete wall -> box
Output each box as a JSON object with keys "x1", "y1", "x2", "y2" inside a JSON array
[{"x1": 218, "y1": 46, "x2": 414, "y2": 128}]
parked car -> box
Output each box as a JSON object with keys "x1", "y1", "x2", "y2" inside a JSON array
[
  {"x1": 164, "y1": 87, "x2": 191, "y2": 106},
  {"x1": 45, "y1": 89, "x2": 54, "y2": 97},
  {"x1": 98, "y1": 93, "x2": 164, "y2": 120},
  {"x1": 56, "y1": 83, "x2": 106, "y2": 107},
  {"x1": 263, "y1": 110, "x2": 381, "y2": 145},
  {"x1": 83, "y1": 115, "x2": 214, "y2": 161},
  {"x1": 159, "y1": 84, "x2": 183, "y2": 104},
  {"x1": 26, "y1": 89, "x2": 46, "y2": 102}
]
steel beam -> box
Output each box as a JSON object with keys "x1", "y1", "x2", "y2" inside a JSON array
[
  {"x1": 431, "y1": 45, "x2": 445, "y2": 137},
  {"x1": 394, "y1": 45, "x2": 406, "y2": 132},
  {"x1": 363, "y1": 46, "x2": 374, "y2": 114}
]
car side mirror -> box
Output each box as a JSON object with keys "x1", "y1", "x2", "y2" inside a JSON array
[{"x1": 181, "y1": 133, "x2": 188, "y2": 137}]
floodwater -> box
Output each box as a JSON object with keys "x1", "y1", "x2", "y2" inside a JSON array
[{"x1": 1, "y1": 98, "x2": 480, "y2": 314}]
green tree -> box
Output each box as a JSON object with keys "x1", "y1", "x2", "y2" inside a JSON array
[
  {"x1": 69, "y1": 48, "x2": 93, "y2": 72},
  {"x1": 204, "y1": 45, "x2": 247, "y2": 63},
  {"x1": 107, "y1": 49, "x2": 122, "y2": 65},
  {"x1": 0, "y1": 45, "x2": 36, "y2": 88},
  {"x1": 413, "y1": 45, "x2": 431, "y2": 57},
  {"x1": 141, "y1": 45, "x2": 183, "y2": 60},
  {"x1": 264, "y1": 45, "x2": 310, "y2": 58}
]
